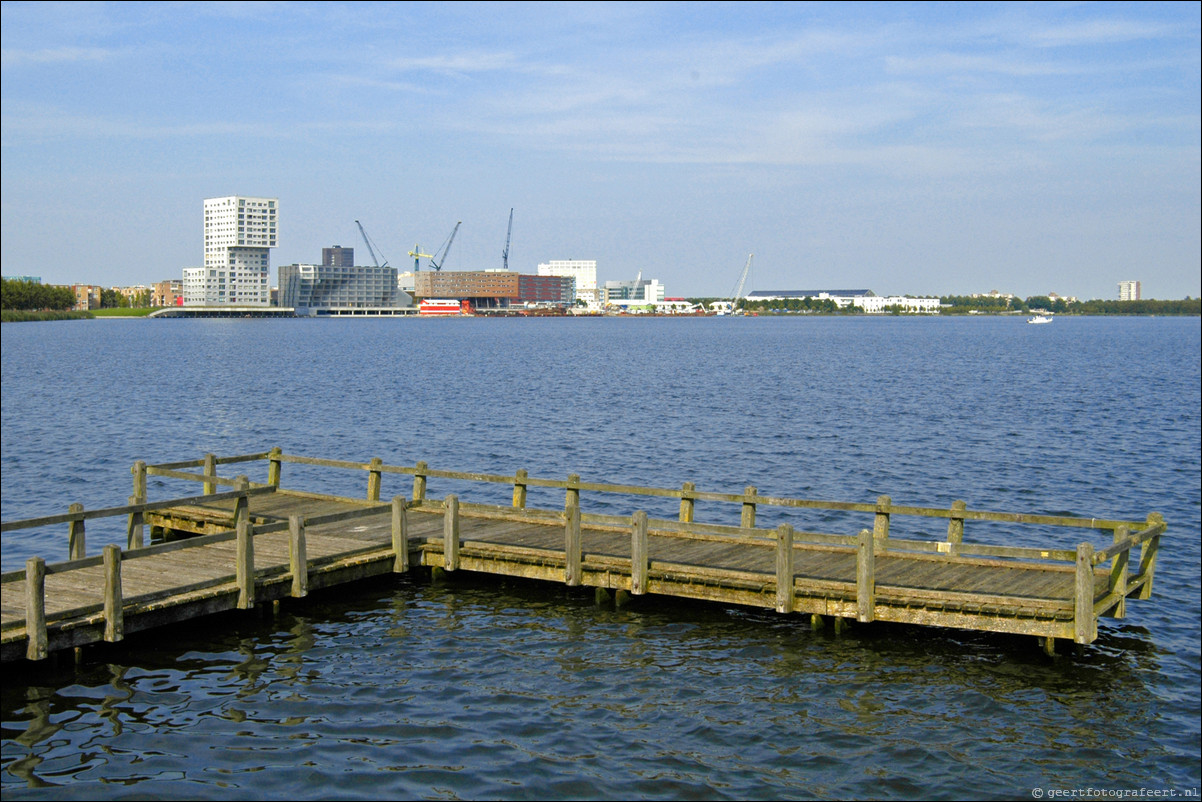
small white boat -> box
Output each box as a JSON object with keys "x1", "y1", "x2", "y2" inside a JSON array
[{"x1": 1027, "y1": 314, "x2": 1053, "y2": 324}]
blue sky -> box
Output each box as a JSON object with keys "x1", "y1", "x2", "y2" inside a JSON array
[{"x1": 2, "y1": 1, "x2": 1199, "y2": 299}]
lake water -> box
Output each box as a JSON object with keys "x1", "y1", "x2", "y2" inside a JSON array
[{"x1": 2, "y1": 315, "x2": 1199, "y2": 800}]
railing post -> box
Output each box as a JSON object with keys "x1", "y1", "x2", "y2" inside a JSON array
[
  {"x1": 126, "y1": 495, "x2": 145, "y2": 550},
  {"x1": 367, "y1": 457, "x2": 383, "y2": 502},
  {"x1": 203, "y1": 453, "x2": 217, "y2": 495},
  {"x1": 512, "y1": 469, "x2": 528, "y2": 509},
  {"x1": 857, "y1": 529, "x2": 875, "y2": 622},
  {"x1": 1136, "y1": 513, "x2": 1162, "y2": 600},
  {"x1": 131, "y1": 460, "x2": 147, "y2": 501},
  {"x1": 68, "y1": 502, "x2": 85, "y2": 560},
  {"x1": 413, "y1": 461, "x2": 428, "y2": 503},
  {"x1": 25, "y1": 557, "x2": 47, "y2": 661},
  {"x1": 775, "y1": 523, "x2": 794, "y2": 613},
  {"x1": 741, "y1": 486, "x2": 757, "y2": 529},
  {"x1": 1074, "y1": 541, "x2": 1096, "y2": 644},
  {"x1": 443, "y1": 494, "x2": 459, "y2": 571},
  {"x1": 268, "y1": 447, "x2": 283, "y2": 488},
  {"x1": 874, "y1": 495, "x2": 891, "y2": 552},
  {"x1": 946, "y1": 500, "x2": 966, "y2": 554},
  {"x1": 392, "y1": 496, "x2": 409, "y2": 572},
  {"x1": 679, "y1": 482, "x2": 695, "y2": 523},
  {"x1": 289, "y1": 515, "x2": 308, "y2": 598},
  {"x1": 631, "y1": 511, "x2": 649, "y2": 595},
  {"x1": 1109, "y1": 525, "x2": 1129, "y2": 618},
  {"x1": 565, "y1": 474, "x2": 580, "y2": 511},
  {"x1": 235, "y1": 476, "x2": 254, "y2": 609},
  {"x1": 103, "y1": 544, "x2": 123, "y2": 642},
  {"x1": 565, "y1": 503, "x2": 582, "y2": 586}
]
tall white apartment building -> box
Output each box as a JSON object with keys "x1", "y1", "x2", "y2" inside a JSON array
[
  {"x1": 1118, "y1": 280, "x2": 1141, "y2": 301},
  {"x1": 184, "y1": 195, "x2": 277, "y2": 305},
  {"x1": 538, "y1": 260, "x2": 597, "y2": 305}
]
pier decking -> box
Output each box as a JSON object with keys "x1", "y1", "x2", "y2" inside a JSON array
[{"x1": 1, "y1": 450, "x2": 1166, "y2": 663}]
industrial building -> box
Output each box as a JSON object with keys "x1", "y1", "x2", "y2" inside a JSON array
[
  {"x1": 602, "y1": 277, "x2": 665, "y2": 308},
  {"x1": 413, "y1": 271, "x2": 575, "y2": 310},
  {"x1": 184, "y1": 195, "x2": 277, "y2": 306}
]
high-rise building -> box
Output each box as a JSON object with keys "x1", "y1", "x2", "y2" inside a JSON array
[
  {"x1": 323, "y1": 246, "x2": 354, "y2": 267},
  {"x1": 185, "y1": 195, "x2": 277, "y2": 305},
  {"x1": 538, "y1": 260, "x2": 597, "y2": 305},
  {"x1": 1118, "y1": 280, "x2": 1141, "y2": 301}
]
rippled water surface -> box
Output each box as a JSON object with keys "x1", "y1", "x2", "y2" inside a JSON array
[{"x1": 2, "y1": 316, "x2": 1199, "y2": 800}]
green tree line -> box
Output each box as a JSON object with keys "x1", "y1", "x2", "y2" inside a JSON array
[{"x1": 1, "y1": 279, "x2": 76, "y2": 311}]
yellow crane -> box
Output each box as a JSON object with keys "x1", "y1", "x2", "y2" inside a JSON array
[{"x1": 407, "y1": 245, "x2": 433, "y2": 272}]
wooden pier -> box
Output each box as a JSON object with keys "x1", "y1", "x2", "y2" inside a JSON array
[{"x1": 0, "y1": 450, "x2": 1166, "y2": 663}]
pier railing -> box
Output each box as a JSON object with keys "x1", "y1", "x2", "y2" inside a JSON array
[
  {"x1": 147, "y1": 449, "x2": 1165, "y2": 637},
  {"x1": 1, "y1": 449, "x2": 1166, "y2": 657}
]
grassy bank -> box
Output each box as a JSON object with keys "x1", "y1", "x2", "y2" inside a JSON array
[{"x1": 1, "y1": 309, "x2": 94, "y2": 323}]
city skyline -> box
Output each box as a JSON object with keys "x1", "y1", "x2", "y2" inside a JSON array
[{"x1": 2, "y1": 2, "x2": 1199, "y2": 300}]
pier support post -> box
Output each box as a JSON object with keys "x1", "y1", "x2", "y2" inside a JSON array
[
  {"x1": 413, "y1": 461, "x2": 428, "y2": 503},
  {"x1": 565, "y1": 502, "x2": 582, "y2": 586},
  {"x1": 874, "y1": 495, "x2": 891, "y2": 552},
  {"x1": 565, "y1": 474, "x2": 580, "y2": 512},
  {"x1": 946, "y1": 500, "x2": 966, "y2": 555},
  {"x1": 443, "y1": 494, "x2": 460, "y2": 571},
  {"x1": 392, "y1": 496, "x2": 409, "y2": 572},
  {"x1": 512, "y1": 469, "x2": 528, "y2": 508},
  {"x1": 741, "y1": 487, "x2": 757, "y2": 529},
  {"x1": 595, "y1": 587, "x2": 613, "y2": 605},
  {"x1": 1074, "y1": 541, "x2": 1096, "y2": 644},
  {"x1": 68, "y1": 503, "x2": 85, "y2": 560},
  {"x1": 126, "y1": 495, "x2": 145, "y2": 550},
  {"x1": 103, "y1": 544, "x2": 123, "y2": 642},
  {"x1": 367, "y1": 457, "x2": 383, "y2": 502},
  {"x1": 775, "y1": 523, "x2": 794, "y2": 613},
  {"x1": 25, "y1": 557, "x2": 47, "y2": 661},
  {"x1": 289, "y1": 515, "x2": 308, "y2": 598},
  {"x1": 1110, "y1": 525, "x2": 1129, "y2": 618},
  {"x1": 810, "y1": 613, "x2": 824, "y2": 631},
  {"x1": 857, "y1": 529, "x2": 875, "y2": 623},
  {"x1": 268, "y1": 447, "x2": 283, "y2": 488},
  {"x1": 235, "y1": 476, "x2": 255, "y2": 609},
  {"x1": 679, "y1": 482, "x2": 695, "y2": 523},
  {"x1": 631, "y1": 511, "x2": 649, "y2": 595},
  {"x1": 203, "y1": 453, "x2": 217, "y2": 495},
  {"x1": 1136, "y1": 513, "x2": 1162, "y2": 600}
]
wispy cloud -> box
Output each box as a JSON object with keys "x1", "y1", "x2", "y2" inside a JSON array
[{"x1": 0, "y1": 46, "x2": 117, "y2": 68}]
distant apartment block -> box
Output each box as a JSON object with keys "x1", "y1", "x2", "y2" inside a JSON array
[
  {"x1": 538, "y1": 260, "x2": 597, "y2": 305},
  {"x1": 185, "y1": 195, "x2": 277, "y2": 306},
  {"x1": 323, "y1": 246, "x2": 354, "y2": 267},
  {"x1": 71, "y1": 284, "x2": 103, "y2": 311},
  {"x1": 153, "y1": 279, "x2": 183, "y2": 307},
  {"x1": 278, "y1": 263, "x2": 402, "y2": 311},
  {"x1": 1119, "y1": 280, "x2": 1141, "y2": 301}
]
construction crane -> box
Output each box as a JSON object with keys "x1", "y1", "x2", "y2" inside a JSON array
[
  {"x1": 501, "y1": 208, "x2": 513, "y2": 271},
  {"x1": 354, "y1": 220, "x2": 389, "y2": 268},
  {"x1": 407, "y1": 244, "x2": 433, "y2": 272},
  {"x1": 430, "y1": 221, "x2": 462, "y2": 272},
  {"x1": 729, "y1": 253, "x2": 753, "y2": 314}
]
